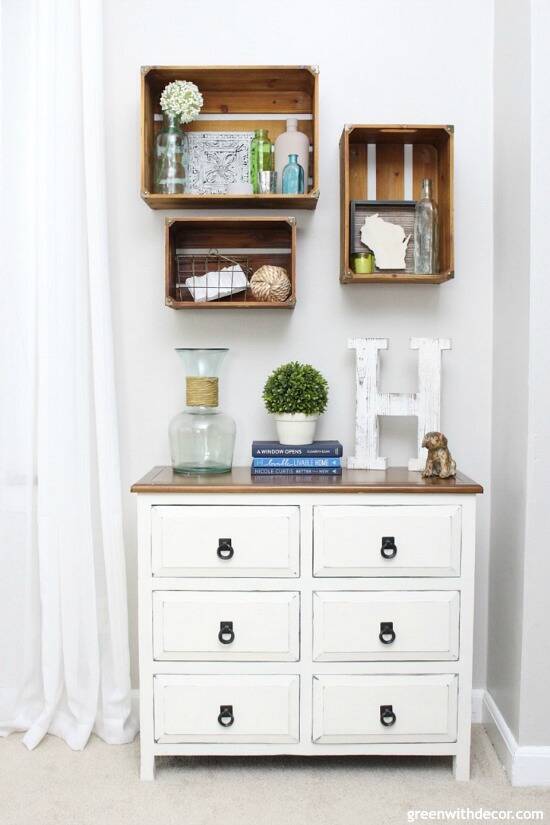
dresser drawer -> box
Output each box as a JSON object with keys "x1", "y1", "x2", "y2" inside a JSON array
[
  {"x1": 313, "y1": 505, "x2": 461, "y2": 577},
  {"x1": 313, "y1": 674, "x2": 457, "y2": 743},
  {"x1": 151, "y1": 505, "x2": 299, "y2": 577},
  {"x1": 313, "y1": 591, "x2": 459, "y2": 661},
  {"x1": 154, "y1": 675, "x2": 300, "y2": 743},
  {"x1": 153, "y1": 591, "x2": 300, "y2": 661}
]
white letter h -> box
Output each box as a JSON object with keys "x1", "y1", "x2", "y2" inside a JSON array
[{"x1": 348, "y1": 337, "x2": 451, "y2": 471}]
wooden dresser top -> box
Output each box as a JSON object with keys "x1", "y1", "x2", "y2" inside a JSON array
[{"x1": 131, "y1": 466, "x2": 483, "y2": 495}]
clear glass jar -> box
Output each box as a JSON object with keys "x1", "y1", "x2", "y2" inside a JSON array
[
  {"x1": 282, "y1": 153, "x2": 304, "y2": 194},
  {"x1": 154, "y1": 113, "x2": 188, "y2": 194},
  {"x1": 250, "y1": 129, "x2": 272, "y2": 194},
  {"x1": 169, "y1": 349, "x2": 236, "y2": 474}
]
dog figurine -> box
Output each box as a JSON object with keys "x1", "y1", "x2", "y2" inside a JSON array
[{"x1": 422, "y1": 431, "x2": 456, "y2": 478}]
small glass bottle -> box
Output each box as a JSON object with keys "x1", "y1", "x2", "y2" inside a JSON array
[
  {"x1": 414, "y1": 178, "x2": 439, "y2": 274},
  {"x1": 154, "y1": 113, "x2": 188, "y2": 194},
  {"x1": 169, "y1": 349, "x2": 236, "y2": 474},
  {"x1": 282, "y1": 154, "x2": 304, "y2": 194},
  {"x1": 250, "y1": 129, "x2": 272, "y2": 194}
]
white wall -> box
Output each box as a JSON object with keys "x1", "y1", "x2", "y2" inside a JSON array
[
  {"x1": 103, "y1": 0, "x2": 494, "y2": 686},
  {"x1": 488, "y1": 0, "x2": 531, "y2": 742},
  {"x1": 518, "y1": 0, "x2": 550, "y2": 748},
  {"x1": 487, "y1": 0, "x2": 550, "y2": 753}
]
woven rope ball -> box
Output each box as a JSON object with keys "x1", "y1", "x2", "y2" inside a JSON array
[{"x1": 250, "y1": 265, "x2": 291, "y2": 302}]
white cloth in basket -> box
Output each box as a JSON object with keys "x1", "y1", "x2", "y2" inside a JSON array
[{"x1": 186, "y1": 265, "x2": 248, "y2": 302}]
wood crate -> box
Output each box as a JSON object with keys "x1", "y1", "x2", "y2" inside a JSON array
[
  {"x1": 165, "y1": 217, "x2": 296, "y2": 309},
  {"x1": 340, "y1": 125, "x2": 454, "y2": 284},
  {"x1": 142, "y1": 66, "x2": 319, "y2": 210}
]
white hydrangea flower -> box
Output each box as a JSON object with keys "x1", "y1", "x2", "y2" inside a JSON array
[{"x1": 160, "y1": 80, "x2": 203, "y2": 124}]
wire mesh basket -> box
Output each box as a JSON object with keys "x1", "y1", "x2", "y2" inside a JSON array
[{"x1": 175, "y1": 249, "x2": 253, "y2": 302}]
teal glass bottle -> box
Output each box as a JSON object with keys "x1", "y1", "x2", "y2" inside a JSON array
[
  {"x1": 281, "y1": 154, "x2": 304, "y2": 194},
  {"x1": 250, "y1": 129, "x2": 272, "y2": 194}
]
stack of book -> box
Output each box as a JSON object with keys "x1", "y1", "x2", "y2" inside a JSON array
[{"x1": 251, "y1": 440, "x2": 343, "y2": 476}]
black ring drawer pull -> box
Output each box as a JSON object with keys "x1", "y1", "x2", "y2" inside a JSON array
[
  {"x1": 379, "y1": 621, "x2": 396, "y2": 644},
  {"x1": 218, "y1": 705, "x2": 234, "y2": 727},
  {"x1": 380, "y1": 536, "x2": 397, "y2": 559},
  {"x1": 218, "y1": 620, "x2": 235, "y2": 645},
  {"x1": 217, "y1": 538, "x2": 234, "y2": 560},
  {"x1": 380, "y1": 705, "x2": 396, "y2": 727}
]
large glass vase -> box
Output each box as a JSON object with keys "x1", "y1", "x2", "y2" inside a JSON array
[
  {"x1": 169, "y1": 349, "x2": 236, "y2": 474},
  {"x1": 154, "y1": 113, "x2": 188, "y2": 194}
]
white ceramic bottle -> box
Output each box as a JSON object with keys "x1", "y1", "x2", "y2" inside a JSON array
[{"x1": 274, "y1": 118, "x2": 309, "y2": 194}]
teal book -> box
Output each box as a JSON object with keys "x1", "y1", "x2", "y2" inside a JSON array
[{"x1": 252, "y1": 457, "x2": 341, "y2": 468}]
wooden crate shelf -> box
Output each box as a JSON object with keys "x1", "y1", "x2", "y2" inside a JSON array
[
  {"x1": 142, "y1": 66, "x2": 319, "y2": 210},
  {"x1": 340, "y1": 125, "x2": 454, "y2": 284},
  {"x1": 165, "y1": 217, "x2": 296, "y2": 309}
]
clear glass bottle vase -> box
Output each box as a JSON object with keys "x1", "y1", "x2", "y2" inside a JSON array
[
  {"x1": 154, "y1": 113, "x2": 188, "y2": 194},
  {"x1": 413, "y1": 178, "x2": 439, "y2": 274},
  {"x1": 169, "y1": 349, "x2": 236, "y2": 474}
]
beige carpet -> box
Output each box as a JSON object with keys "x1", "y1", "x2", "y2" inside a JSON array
[{"x1": 2, "y1": 726, "x2": 550, "y2": 825}]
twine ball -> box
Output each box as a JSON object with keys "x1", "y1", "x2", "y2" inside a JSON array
[{"x1": 250, "y1": 265, "x2": 291, "y2": 302}]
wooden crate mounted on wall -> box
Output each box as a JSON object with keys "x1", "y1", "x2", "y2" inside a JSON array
[
  {"x1": 340, "y1": 125, "x2": 454, "y2": 284},
  {"x1": 142, "y1": 66, "x2": 319, "y2": 210},
  {"x1": 165, "y1": 217, "x2": 296, "y2": 309}
]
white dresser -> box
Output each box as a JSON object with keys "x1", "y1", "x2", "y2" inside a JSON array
[{"x1": 132, "y1": 466, "x2": 482, "y2": 781}]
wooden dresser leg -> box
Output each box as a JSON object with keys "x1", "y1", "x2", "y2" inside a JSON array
[{"x1": 141, "y1": 752, "x2": 156, "y2": 781}]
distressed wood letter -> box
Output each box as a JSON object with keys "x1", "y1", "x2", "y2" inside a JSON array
[{"x1": 348, "y1": 337, "x2": 451, "y2": 471}]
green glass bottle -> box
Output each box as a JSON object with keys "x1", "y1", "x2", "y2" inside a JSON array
[{"x1": 250, "y1": 129, "x2": 272, "y2": 194}]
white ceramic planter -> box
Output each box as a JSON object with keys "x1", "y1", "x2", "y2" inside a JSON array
[{"x1": 274, "y1": 413, "x2": 319, "y2": 445}]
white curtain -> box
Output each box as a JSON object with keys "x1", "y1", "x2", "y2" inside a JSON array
[{"x1": 0, "y1": 0, "x2": 138, "y2": 749}]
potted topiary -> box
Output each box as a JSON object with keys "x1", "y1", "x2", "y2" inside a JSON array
[{"x1": 262, "y1": 361, "x2": 329, "y2": 445}]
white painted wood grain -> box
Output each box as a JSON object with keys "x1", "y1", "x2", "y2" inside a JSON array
[
  {"x1": 348, "y1": 337, "x2": 451, "y2": 471},
  {"x1": 152, "y1": 505, "x2": 300, "y2": 577},
  {"x1": 313, "y1": 504, "x2": 461, "y2": 577},
  {"x1": 154, "y1": 674, "x2": 300, "y2": 744},
  {"x1": 312, "y1": 674, "x2": 458, "y2": 743},
  {"x1": 312, "y1": 590, "x2": 460, "y2": 661},
  {"x1": 153, "y1": 590, "x2": 300, "y2": 661}
]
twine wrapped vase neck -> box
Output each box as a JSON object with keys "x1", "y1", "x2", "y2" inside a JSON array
[{"x1": 186, "y1": 376, "x2": 219, "y2": 407}]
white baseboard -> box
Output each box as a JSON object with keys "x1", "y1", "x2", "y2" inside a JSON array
[
  {"x1": 482, "y1": 690, "x2": 550, "y2": 786},
  {"x1": 471, "y1": 688, "x2": 484, "y2": 723}
]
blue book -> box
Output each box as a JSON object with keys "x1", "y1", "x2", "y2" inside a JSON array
[
  {"x1": 252, "y1": 457, "x2": 341, "y2": 468},
  {"x1": 250, "y1": 467, "x2": 342, "y2": 476},
  {"x1": 252, "y1": 440, "x2": 343, "y2": 458}
]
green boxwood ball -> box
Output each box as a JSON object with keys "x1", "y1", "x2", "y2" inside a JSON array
[{"x1": 262, "y1": 361, "x2": 329, "y2": 416}]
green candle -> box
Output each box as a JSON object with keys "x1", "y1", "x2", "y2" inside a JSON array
[{"x1": 352, "y1": 252, "x2": 375, "y2": 274}]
